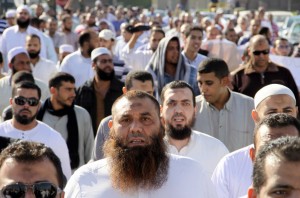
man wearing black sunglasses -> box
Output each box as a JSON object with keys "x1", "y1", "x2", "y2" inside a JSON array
[
  {"x1": 0, "y1": 81, "x2": 72, "y2": 180},
  {"x1": 231, "y1": 35, "x2": 299, "y2": 114},
  {"x1": 0, "y1": 141, "x2": 65, "y2": 198}
]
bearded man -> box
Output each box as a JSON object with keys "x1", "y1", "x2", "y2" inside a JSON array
[
  {"x1": 60, "y1": 30, "x2": 99, "y2": 88},
  {"x1": 75, "y1": 47, "x2": 124, "y2": 135},
  {"x1": 1, "y1": 5, "x2": 47, "y2": 72},
  {"x1": 0, "y1": 81, "x2": 72, "y2": 179},
  {"x1": 160, "y1": 81, "x2": 229, "y2": 177},
  {"x1": 65, "y1": 90, "x2": 217, "y2": 197}
]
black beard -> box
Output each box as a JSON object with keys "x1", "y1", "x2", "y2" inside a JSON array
[
  {"x1": 96, "y1": 67, "x2": 115, "y2": 81},
  {"x1": 28, "y1": 50, "x2": 40, "y2": 59},
  {"x1": 14, "y1": 110, "x2": 37, "y2": 125},
  {"x1": 165, "y1": 123, "x2": 192, "y2": 140},
  {"x1": 87, "y1": 47, "x2": 94, "y2": 56},
  {"x1": 17, "y1": 18, "x2": 30, "y2": 29}
]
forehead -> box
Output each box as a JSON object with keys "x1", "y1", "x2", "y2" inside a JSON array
[
  {"x1": 27, "y1": 37, "x2": 40, "y2": 43},
  {"x1": 0, "y1": 158, "x2": 58, "y2": 186},
  {"x1": 198, "y1": 71, "x2": 218, "y2": 80},
  {"x1": 113, "y1": 97, "x2": 159, "y2": 118},
  {"x1": 163, "y1": 88, "x2": 193, "y2": 102},
  {"x1": 167, "y1": 40, "x2": 179, "y2": 48},
  {"x1": 98, "y1": 54, "x2": 111, "y2": 60},
  {"x1": 17, "y1": 10, "x2": 29, "y2": 15},
  {"x1": 259, "y1": 95, "x2": 295, "y2": 108},
  {"x1": 189, "y1": 30, "x2": 203, "y2": 37},
  {"x1": 15, "y1": 88, "x2": 38, "y2": 98},
  {"x1": 14, "y1": 53, "x2": 30, "y2": 62},
  {"x1": 251, "y1": 40, "x2": 269, "y2": 50},
  {"x1": 59, "y1": 81, "x2": 75, "y2": 87},
  {"x1": 151, "y1": 31, "x2": 164, "y2": 39},
  {"x1": 256, "y1": 125, "x2": 299, "y2": 149}
]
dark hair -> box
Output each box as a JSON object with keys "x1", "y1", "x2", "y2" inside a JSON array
[
  {"x1": 273, "y1": 37, "x2": 289, "y2": 48},
  {"x1": 125, "y1": 71, "x2": 154, "y2": 90},
  {"x1": 12, "y1": 81, "x2": 41, "y2": 100},
  {"x1": 224, "y1": 28, "x2": 236, "y2": 36},
  {"x1": 48, "y1": 72, "x2": 75, "y2": 89},
  {"x1": 151, "y1": 27, "x2": 165, "y2": 37},
  {"x1": 26, "y1": 34, "x2": 41, "y2": 44},
  {"x1": 184, "y1": 26, "x2": 203, "y2": 38},
  {"x1": 78, "y1": 30, "x2": 93, "y2": 47},
  {"x1": 30, "y1": 17, "x2": 41, "y2": 28},
  {"x1": 198, "y1": 57, "x2": 229, "y2": 79},
  {"x1": 253, "y1": 113, "x2": 300, "y2": 149},
  {"x1": 112, "y1": 90, "x2": 160, "y2": 118},
  {"x1": 160, "y1": 80, "x2": 196, "y2": 107},
  {"x1": 253, "y1": 136, "x2": 300, "y2": 194},
  {"x1": 0, "y1": 51, "x2": 3, "y2": 64},
  {"x1": 0, "y1": 141, "x2": 65, "y2": 188},
  {"x1": 12, "y1": 71, "x2": 35, "y2": 85},
  {"x1": 62, "y1": 14, "x2": 71, "y2": 23}
]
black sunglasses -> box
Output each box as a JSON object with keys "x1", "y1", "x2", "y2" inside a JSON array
[
  {"x1": 0, "y1": 181, "x2": 62, "y2": 198},
  {"x1": 252, "y1": 49, "x2": 269, "y2": 56},
  {"x1": 14, "y1": 96, "x2": 39, "y2": 106}
]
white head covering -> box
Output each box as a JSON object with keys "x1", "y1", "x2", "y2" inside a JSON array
[
  {"x1": 91, "y1": 47, "x2": 111, "y2": 61},
  {"x1": 59, "y1": 44, "x2": 74, "y2": 54},
  {"x1": 5, "y1": 10, "x2": 16, "y2": 18},
  {"x1": 8, "y1": 47, "x2": 29, "y2": 63},
  {"x1": 254, "y1": 84, "x2": 296, "y2": 109},
  {"x1": 16, "y1": 5, "x2": 32, "y2": 16},
  {"x1": 99, "y1": 29, "x2": 116, "y2": 41}
]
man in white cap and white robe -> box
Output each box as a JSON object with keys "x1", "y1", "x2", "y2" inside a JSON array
[
  {"x1": 57, "y1": 44, "x2": 74, "y2": 69},
  {"x1": 0, "y1": 47, "x2": 49, "y2": 120},
  {"x1": 1, "y1": 5, "x2": 47, "y2": 73},
  {"x1": 211, "y1": 84, "x2": 298, "y2": 198}
]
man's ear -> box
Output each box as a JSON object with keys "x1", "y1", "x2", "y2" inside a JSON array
[
  {"x1": 221, "y1": 76, "x2": 230, "y2": 87},
  {"x1": 108, "y1": 120, "x2": 113, "y2": 129},
  {"x1": 9, "y1": 97, "x2": 13, "y2": 105},
  {"x1": 8, "y1": 62, "x2": 13, "y2": 69},
  {"x1": 50, "y1": 87, "x2": 56, "y2": 95},
  {"x1": 251, "y1": 109, "x2": 260, "y2": 123},
  {"x1": 122, "y1": 87, "x2": 127, "y2": 94},
  {"x1": 248, "y1": 186, "x2": 256, "y2": 198},
  {"x1": 249, "y1": 147, "x2": 256, "y2": 162}
]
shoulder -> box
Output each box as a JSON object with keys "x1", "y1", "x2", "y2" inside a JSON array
[
  {"x1": 192, "y1": 130, "x2": 228, "y2": 149},
  {"x1": 219, "y1": 144, "x2": 253, "y2": 164},
  {"x1": 230, "y1": 91, "x2": 254, "y2": 102}
]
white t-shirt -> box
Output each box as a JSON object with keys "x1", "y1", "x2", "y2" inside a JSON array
[
  {"x1": 59, "y1": 50, "x2": 94, "y2": 88},
  {"x1": 166, "y1": 130, "x2": 229, "y2": 177},
  {"x1": 0, "y1": 76, "x2": 50, "y2": 121},
  {"x1": 31, "y1": 57, "x2": 57, "y2": 84},
  {"x1": 0, "y1": 120, "x2": 72, "y2": 179},
  {"x1": 64, "y1": 154, "x2": 217, "y2": 198},
  {"x1": 211, "y1": 144, "x2": 253, "y2": 198}
]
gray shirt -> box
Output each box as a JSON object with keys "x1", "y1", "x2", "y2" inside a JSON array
[
  {"x1": 42, "y1": 105, "x2": 94, "y2": 171},
  {"x1": 193, "y1": 89, "x2": 255, "y2": 151}
]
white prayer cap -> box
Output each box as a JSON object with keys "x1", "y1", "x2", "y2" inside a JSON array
[
  {"x1": 5, "y1": 10, "x2": 16, "y2": 18},
  {"x1": 16, "y1": 5, "x2": 32, "y2": 16},
  {"x1": 91, "y1": 47, "x2": 111, "y2": 61},
  {"x1": 59, "y1": 44, "x2": 74, "y2": 54},
  {"x1": 99, "y1": 29, "x2": 115, "y2": 41},
  {"x1": 8, "y1": 47, "x2": 29, "y2": 63},
  {"x1": 254, "y1": 84, "x2": 296, "y2": 109}
]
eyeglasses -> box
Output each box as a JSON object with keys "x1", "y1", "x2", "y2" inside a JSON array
[
  {"x1": 0, "y1": 181, "x2": 62, "y2": 198},
  {"x1": 14, "y1": 96, "x2": 39, "y2": 106},
  {"x1": 252, "y1": 49, "x2": 269, "y2": 56}
]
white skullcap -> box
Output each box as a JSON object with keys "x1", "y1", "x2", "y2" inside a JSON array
[
  {"x1": 17, "y1": 5, "x2": 32, "y2": 16},
  {"x1": 91, "y1": 47, "x2": 111, "y2": 61},
  {"x1": 59, "y1": 44, "x2": 74, "y2": 53},
  {"x1": 8, "y1": 47, "x2": 29, "y2": 63},
  {"x1": 5, "y1": 10, "x2": 16, "y2": 18},
  {"x1": 254, "y1": 84, "x2": 296, "y2": 109},
  {"x1": 99, "y1": 29, "x2": 115, "y2": 41}
]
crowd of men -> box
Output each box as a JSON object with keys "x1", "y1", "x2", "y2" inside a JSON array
[{"x1": 0, "y1": 2, "x2": 300, "y2": 198}]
